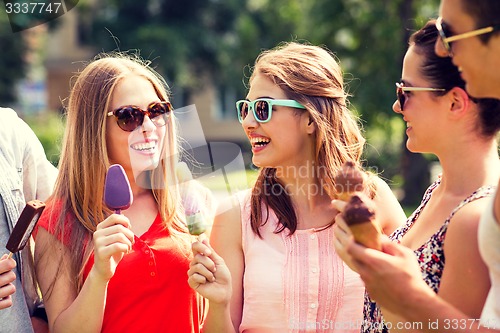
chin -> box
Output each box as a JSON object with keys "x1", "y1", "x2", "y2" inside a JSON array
[{"x1": 131, "y1": 155, "x2": 161, "y2": 173}]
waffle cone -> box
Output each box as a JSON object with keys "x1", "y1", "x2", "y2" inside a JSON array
[
  {"x1": 337, "y1": 192, "x2": 353, "y2": 202},
  {"x1": 349, "y1": 221, "x2": 382, "y2": 250}
]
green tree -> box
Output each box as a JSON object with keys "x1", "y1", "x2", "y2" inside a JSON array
[
  {"x1": 303, "y1": 0, "x2": 439, "y2": 205},
  {"x1": 0, "y1": 10, "x2": 27, "y2": 104}
]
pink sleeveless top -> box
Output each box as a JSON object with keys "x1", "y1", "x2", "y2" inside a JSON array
[{"x1": 236, "y1": 190, "x2": 364, "y2": 333}]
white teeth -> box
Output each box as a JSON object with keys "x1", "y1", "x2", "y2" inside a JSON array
[
  {"x1": 132, "y1": 141, "x2": 156, "y2": 151},
  {"x1": 250, "y1": 137, "x2": 271, "y2": 147},
  {"x1": 250, "y1": 137, "x2": 270, "y2": 144}
]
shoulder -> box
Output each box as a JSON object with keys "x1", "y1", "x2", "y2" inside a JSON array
[
  {"x1": 0, "y1": 107, "x2": 33, "y2": 137},
  {"x1": 447, "y1": 197, "x2": 489, "y2": 236},
  {"x1": 210, "y1": 194, "x2": 243, "y2": 254},
  {"x1": 370, "y1": 175, "x2": 406, "y2": 234},
  {"x1": 214, "y1": 194, "x2": 243, "y2": 229},
  {"x1": 0, "y1": 108, "x2": 43, "y2": 158}
]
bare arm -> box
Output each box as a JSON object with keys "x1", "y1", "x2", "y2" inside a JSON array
[
  {"x1": 438, "y1": 202, "x2": 490, "y2": 317},
  {"x1": 372, "y1": 176, "x2": 406, "y2": 235},
  {"x1": 35, "y1": 214, "x2": 134, "y2": 333},
  {"x1": 188, "y1": 196, "x2": 244, "y2": 333},
  {"x1": 346, "y1": 238, "x2": 499, "y2": 333}
]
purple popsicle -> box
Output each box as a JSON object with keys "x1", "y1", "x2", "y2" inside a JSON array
[{"x1": 104, "y1": 164, "x2": 133, "y2": 214}]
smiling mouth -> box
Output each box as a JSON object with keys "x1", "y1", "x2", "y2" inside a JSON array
[
  {"x1": 131, "y1": 141, "x2": 157, "y2": 152},
  {"x1": 250, "y1": 137, "x2": 271, "y2": 148}
]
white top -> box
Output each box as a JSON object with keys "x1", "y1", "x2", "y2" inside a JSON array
[{"x1": 479, "y1": 193, "x2": 500, "y2": 329}]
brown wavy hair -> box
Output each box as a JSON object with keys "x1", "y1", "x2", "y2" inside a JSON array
[{"x1": 248, "y1": 42, "x2": 373, "y2": 237}]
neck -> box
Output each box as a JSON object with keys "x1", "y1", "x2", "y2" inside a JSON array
[{"x1": 436, "y1": 138, "x2": 499, "y2": 195}]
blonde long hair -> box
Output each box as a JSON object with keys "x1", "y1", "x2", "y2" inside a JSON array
[
  {"x1": 40, "y1": 53, "x2": 188, "y2": 294},
  {"x1": 249, "y1": 42, "x2": 372, "y2": 236}
]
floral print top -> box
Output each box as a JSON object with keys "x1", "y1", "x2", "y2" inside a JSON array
[{"x1": 361, "y1": 178, "x2": 496, "y2": 333}]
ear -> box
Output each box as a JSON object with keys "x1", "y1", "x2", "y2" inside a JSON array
[
  {"x1": 305, "y1": 115, "x2": 316, "y2": 134},
  {"x1": 448, "y1": 87, "x2": 470, "y2": 118}
]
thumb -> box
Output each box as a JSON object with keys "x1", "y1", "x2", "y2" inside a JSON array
[
  {"x1": 331, "y1": 199, "x2": 347, "y2": 212},
  {"x1": 381, "y1": 239, "x2": 410, "y2": 258}
]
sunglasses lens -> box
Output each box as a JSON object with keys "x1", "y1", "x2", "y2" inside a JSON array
[
  {"x1": 148, "y1": 102, "x2": 171, "y2": 127},
  {"x1": 254, "y1": 100, "x2": 270, "y2": 122},
  {"x1": 436, "y1": 19, "x2": 452, "y2": 53},
  {"x1": 237, "y1": 101, "x2": 249, "y2": 123},
  {"x1": 396, "y1": 87, "x2": 406, "y2": 111},
  {"x1": 115, "y1": 107, "x2": 143, "y2": 132}
]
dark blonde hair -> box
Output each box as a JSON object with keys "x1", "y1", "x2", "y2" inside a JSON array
[
  {"x1": 39, "y1": 52, "x2": 189, "y2": 294},
  {"x1": 249, "y1": 42, "x2": 371, "y2": 236}
]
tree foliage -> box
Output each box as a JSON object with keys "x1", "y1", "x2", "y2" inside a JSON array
[{"x1": 0, "y1": 10, "x2": 27, "y2": 104}]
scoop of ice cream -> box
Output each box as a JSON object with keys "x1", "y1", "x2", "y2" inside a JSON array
[
  {"x1": 342, "y1": 193, "x2": 381, "y2": 250},
  {"x1": 334, "y1": 161, "x2": 365, "y2": 201},
  {"x1": 342, "y1": 193, "x2": 375, "y2": 225}
]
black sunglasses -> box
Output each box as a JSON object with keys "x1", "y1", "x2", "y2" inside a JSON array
[
  {"x1": 396, "y1": 82, "x2": 446, "y2": 111},
  {"x1": 436, "y1": 17, "x2": 500, "y2": 56},
  {"x1": 107, "y1": 101, "x2": 173, "y2": 132}
]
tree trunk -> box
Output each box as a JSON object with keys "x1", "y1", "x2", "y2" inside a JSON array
[{"x1": 398, "y1": 0, "x2": 431, "y2": 206}]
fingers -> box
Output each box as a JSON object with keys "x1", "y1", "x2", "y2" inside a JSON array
[
  {"x1": 188, "y1": 241, "x2": 217, "y2": 287},
  {"x1": 0, "y1": 255, "x2": 16, "y2": 274},
  {"x1": 191, "y1": 238, "x2": 212, "y2": 257},
  {"x1": 95, "y1": 214, "x2": 135, "y2": 247},
  {"x1": 334, "y1": 213, "x2": 351, "y2": 235},
  {"x1": 0, "y1": 259, "x2": 16, "y2": 309},
  {"x1": 0, "y1": 294, "x2": 13, "y2": 310},
  {"x1": 331, "y1": 199, "x2": 347, "y2": 213},
  {"x1": 189, "y1": 255, "x2": 216, "y2": 283},
  {"x1": 93, "y1": 215, "x2": 135, "y2": 268}
]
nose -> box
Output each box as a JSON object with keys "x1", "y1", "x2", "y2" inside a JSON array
[
  {"x1": 434, "y1": 38, "x2": 450, "y2": 58},
  {"x1": 392, "y1": 99, "x2": 402, "y2": 114},
  {"x1": 242, "y1": 107, "x2": 258, "y2": 131},
  {"x1": 141, "y1": 115, "x2": 155, "y2": 132}
]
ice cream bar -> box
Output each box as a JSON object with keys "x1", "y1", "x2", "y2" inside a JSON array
[
  {"x1": 176, "y1": 162, "x2": 207, "y2": 236},
  {"x1": 104, "y1": 164, "x2": 133, "y2": 214},
  {"x1": 342, "y1": 193, "x2": 382, "y2": 250},
  {"x1": 334, "y1": 161, "x2": 365, "y2": 201},
  {"x1": 6, "y1": 200, "x2": 46, "y2": 256}
]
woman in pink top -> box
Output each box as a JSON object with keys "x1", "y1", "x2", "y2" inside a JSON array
[{"x1": 188, "y1": 42, "x2": 406, "y2": 333}]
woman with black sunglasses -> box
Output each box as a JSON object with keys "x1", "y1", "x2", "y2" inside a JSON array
[
  {"x1": 188, "y1": 42, "x2": 406, "y2": 332},
  {"x1": 33, "y1": 53, "x2": 212, "y2": 332},
  {"x1": 335, "y1": 20, "x2": 500, "y2": 333}
]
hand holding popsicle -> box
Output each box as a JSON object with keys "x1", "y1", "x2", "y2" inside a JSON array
[{"x1": 92, "y1": 164, "x2": 135, "y2": 281}]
